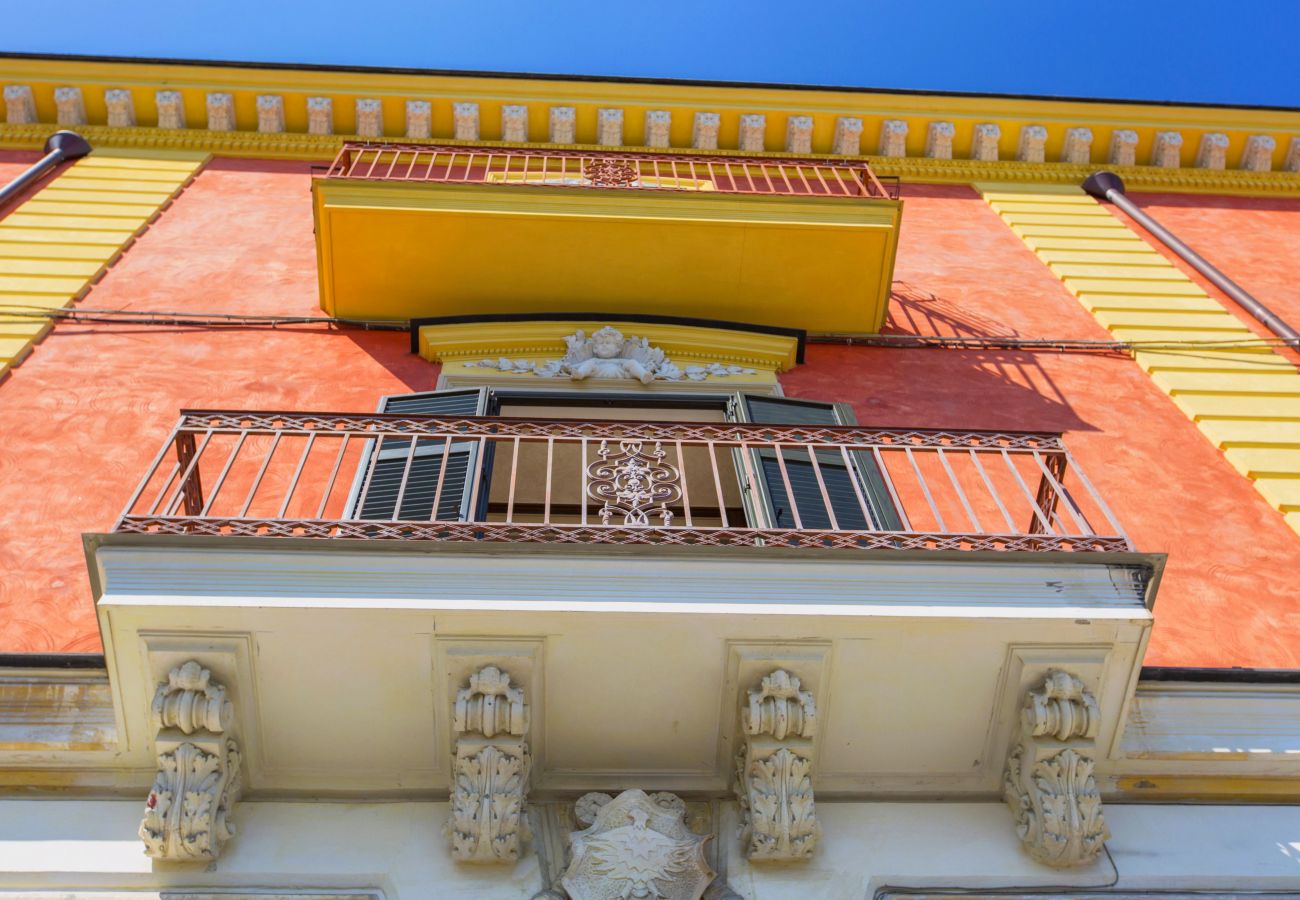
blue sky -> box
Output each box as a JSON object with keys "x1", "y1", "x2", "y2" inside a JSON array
[{"x1": 7, "y1": 0, "x2": 1299, "y2": 107}]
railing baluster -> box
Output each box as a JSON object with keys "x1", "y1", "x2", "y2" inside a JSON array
[
  {"x1": 201, "y1": 431, "x2": 248, "y2": 516},
  {"x1": 904, "y1": 446, "x2": 947, "y2": 533},
  {"x1": 805, "y1": 446, "x2": 839, "y2": 531},
  {"x1": 316, "y1": 434, "x2": 350, "y2": 519},
  {"x1": 428, "y1": 435, "x2": 453, "y2": 521},
  {"x1": 1062, "y1": 455, "x2": 1127, "y2": 541},
  {"x1": 772, "y1": 444, "x2": 803, "y2": 530},
  {"x1": 969, "y1": 447, "x2": 1016, "y2": 533},
  {"x1": 737, "y1": 439, "x2": 764, "y2": 526},
  {"x1": 543, "y1": 437, "x2": 554, "y2": 525},
  {"x1": 506, "y1": 436, "x2": 521, "y2": 523},
  {"x1": 937, "y1": 447, "x2": 981, "y2": 533},
  {"x1": 580, "y1": 436, "x2": 589, "y2": 525},
  {"x1": 675, "y1": 439, "x2": 692, "y2": 527},
  {"x1": 1031, "y1": 450, "x2": 1091, "y2": 536},
  {"x1": 839, "y1": 445, "x2": 876, "y2": 530},
  {"x1": 389, "y1": 434, "x2": 420, "y2": 522},
  {"x1": 1001, "y1": 449, "x2": 1055, "y2": 535},
  {"x1": 872, "y1": 447, "x2": 912, "y2": 531},
  {"x1": 707, "y1": 441, "x2": 729, "y2": 528},
  {"x1": 236, "y1": 431, "x2": 279, "y2": 518},
  {"x1": 466, "y1": 436, "x2": 488, "y2": 522},
  {"x1": 125, "y1": 418, "x2": 184, "y2": 519}
]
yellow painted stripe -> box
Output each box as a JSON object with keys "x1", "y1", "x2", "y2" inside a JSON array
[
  {"x1": 977, "y1": 181, "x2": 1300, "y2": 537},
  {"x1": 0, "y1": 149, "x2": 207, "y2": 370}
]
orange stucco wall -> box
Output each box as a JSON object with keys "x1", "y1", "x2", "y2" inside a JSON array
[{"x1": 0, "y1": 162, "x2": 1297, "y2": 667}]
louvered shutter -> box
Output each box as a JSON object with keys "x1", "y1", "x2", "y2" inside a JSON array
[
  {"x1": 737, "y1": 395, "x2": 902, "y2": 532},
  {"x1": 352, "y1": 389, "x2": 487, "y2": 521}
]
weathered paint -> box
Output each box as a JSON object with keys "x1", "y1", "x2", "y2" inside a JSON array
[{"x1": 0, "y1": 172, "x2": 1297, "y2": 668}]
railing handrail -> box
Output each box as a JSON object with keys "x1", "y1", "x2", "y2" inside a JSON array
[
  {"x1": 319, "y1": 141, "x2": 899, "y2": 200},
  {"x1": 173, "y1": 409, "x2": 1067, "y2": 451}
]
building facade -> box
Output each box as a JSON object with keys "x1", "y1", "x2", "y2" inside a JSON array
[{"x1": 0, "y1": 54, "x2": 1299, "y2": 898}]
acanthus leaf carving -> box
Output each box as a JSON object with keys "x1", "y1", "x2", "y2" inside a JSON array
[
  {"x1": 735, "y1": 669, "x2": 820, "y2": 861},
  {"x1": 1002, "y1": 670, "x2": 1109, "y2": 868},
  {"x1": 449, "y1": 665, "x2": 532, "y2": 863}
]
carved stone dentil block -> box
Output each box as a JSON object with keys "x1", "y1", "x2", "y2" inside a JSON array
[
  {"x1": 1150, "y1": 131, "x2": 1183, "y2": 168},
  {"x1": 449, "y1": 665, "x2": 531, "y2": 863},
  {"x1": 1195, "y1": 132, "x2": 1229, "y2": 170},
  {"x1": 1240, "y1": 135, "x2": 1276, "y2": 172},
  {"x1": 105, "y1": 89, "x2": 136, "y2": 128},
  {"x1": 971, "y1": 123, "x2": 1001, "y2": 161},
  {"x1": 155, "y1": 91, "x2": 185, "y2": 129},
  {"x1": 785, "y1": 116, "x2": 813, "y2": 154},
  {"x1": 305, "y1": 97, "x2": 333, "y2": 135},
  {"x1": 206, "y1": 93, "x2": 235, "y2": 132},
  {"x1": 1002, "y1": 670, "x2": 1109, "y2": 868},
  {"x1": 1285, "y1": 137, "x2": 1300, "y2": 173},
  {"x1": 355, "y1": 99, "x2": 382, "y2": 137},
  {"x1": 1061, "y1": 127, "x2": 1093, "y2": 164},
  {"x1": 597, "y1": 108, "x2": 624, "y2": 147},
  {"x1": 501, "y1": 104, "x2": 529, "y2": 142},
  {"x1": 645, "y1": 110, "x2": 671, "y2": 148},
  {"x1": 737, "y1": 114, "x2": 766, "y2": 152},
  {"x1": 874, "y1": 119, "x2": 905, "y2": 158},
  {"x1": 1108, "y1": 129, "x2": 1138, "y2": 166},
  {"x1": 692, "y1": 112, "x2": 720, "y2": 150},
  {"x1": 549, "y1": 106, "x2": 576, "y2": 144},
  {"x1": 925, "y1": 121, "x2": 955, "y2": 159},
  {"x1": 1017, "y1": 125, "x2": 1047, "y2": 163},
  {"x1": 405, "y1": 100, "x2": 432, "y2": 139},
  {"x1": 256, "y1": 95, "x2": 285, "y2": 133},
  {"x1": 141, "y1": 660, "x2": 241, "y2": 861},
  {"x1": 561, "y1": 790, "x2": 713, "y2": 900},
  {"x1": 832, "y1": 116, "x2": 865, "y2": 156},
  {"x1": 54, "y1": 87, "x2": 87, "y2": 126},
  {"x1": 4, "y1": 85, "x2": 36, "y2": 125},
  {"x1": 453, "y1": 102, "x2": 480, "y2": 141},
  {"x1": 736, "y1": 669, "x2": 819, "y2": 861}
]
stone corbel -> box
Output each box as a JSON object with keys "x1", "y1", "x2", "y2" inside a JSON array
[
  {"x1": 450, "y1": 665, "x2": 532, "y2": 863},
  {"x1": 735, "y1": 669, "x2": 820, "y2": 860},
  {"x1": 140, "y1": 660, "x2": 242, "y2": 861},
  {"x1": 1002, "y1": 670, "x2": 1109, "y2": 867}
]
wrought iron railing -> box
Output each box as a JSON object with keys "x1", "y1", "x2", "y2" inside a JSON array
[
  {"x1": 320, "y1": 142, "x2": 900, "y2": 200},
  {"x1": 114, "y1": 412, "x2": 1131, "y2": 554}
]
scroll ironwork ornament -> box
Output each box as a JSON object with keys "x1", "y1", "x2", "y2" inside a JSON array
[
  {"x1": 587, "y1": 440, "x2": 682, "y2": 527},
  {"x1": 561, "y1": 790, "x2": 714, "y2": 900},
  {"x1": 449, "y1": 665, "x2": 532, "y2": 863},
  {"x1": 735, "y1": 669, "x2": 820, "y2": 861},
  {"x1": 140, "y1": 660, "x2": 242, "y2": 861},
  {"x1": 583, "y1": 158, "x2": 639, "y2": 187},
  {"x1": 1002, "y1": 670, "x2": 1109, "y2": 867}
]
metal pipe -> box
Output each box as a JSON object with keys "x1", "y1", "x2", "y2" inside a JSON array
[
  {"x1": 0, "y1": 130, "x2": 92, "y2": 209},
  {"x1": 1083, "y1": 170, "x2": 1300, "y2": 350}
]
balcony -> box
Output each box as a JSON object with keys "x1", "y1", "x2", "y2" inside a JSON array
[
  {"x1": 115, "y1": 410, "x2": 1131, "y2": 555},
  {"x1": 311, "y1": 143, "x2": 904, "y2": 332}
]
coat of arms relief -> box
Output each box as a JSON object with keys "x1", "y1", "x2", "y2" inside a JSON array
[{"x1": 471, "y1": 326, "x2": 756, "y2": 384}]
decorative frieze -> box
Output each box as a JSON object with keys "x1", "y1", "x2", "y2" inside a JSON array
[
  {"x1": 596, "y1": 108, "x2": 624, "y2": 146},
  {"x1": 155, "y1": 91, "x2": 185, "y2": 129},
  {"x1": 875, "y1": 119, "x2": 906, "y2": 158},
  {"x1": 256, "y1": 95, "x2": 284, "y2": 133},
  {"x1": 1017, "y1": 125, "x2": 1047, "y2": 163},
  {"x1": 561, "y1": 790, "x2": 713, "y2": 900},
  {"x1": 1061, "y1": 127, "x2": 1093, "y2": 164},
  {"x1": 736, "y1": 669, "x2": 820, "y2": 861},
  {"x1": 54, "y1": 87, "x2": 86, "y2": 126},
  {"x1": 1150, "y1": 131, "x2": 1183, "y2": 168},
  {"x1": 453, "y1": 102, "x2": 480, "y2": 141},
  {"x1": 645, "y1": 110, "x2": 671, "y2": 148},
  {"x1": 140, "y1": 661, "x2": 242, "y2": 861},
  {"x1": 1003, "y1": 670, "x2": 1108, "y2": 868},
  {"x1": 105, "y1": 89, "x2": 136, "y2": 128},
  {"x1": 501, "y1": 104, "x2": 529, "y2": 142},
  {"x1": 549, "y1": 106, "x2": 576, "y2": 143},
  {"x1": 692, "y1": 112, "x2": 720, "y2": 150},
  {"x1": 1108, "y1": 129, "x2": 1138, "y2": 166},
  {"x1": 305, "y1": 97, "x2": 333, "y2": 135},
  {"x1": 1195, "y1": 132, "x2": 1229, "y2": 170},
  {"x1": 925, "y1": 121, "x2": 955, "y2": 159},
  {"x1": 3, "y1": 85, "x2": 36, "y2": 124},
  {"x1": 206, "y1": 93, "x2": 235, "y2": 132},
  {"x1": 971, "y1": 123, "x2": 1001, "y2": 161},
  {"x1": 738, "y1": 114, "x2": 766, "y2": 152},
  {"x1": 450, "y1": 665, "x2": 531, "y2": 863},
  {"x1": 785, "y1": 115, "x2": 813, "y2": 154},
  {"x1": 1241, "y1": 135, "x2": 1276, "y2": 172},
  {"x1": 355, "y1": 99, "x2": 383, "y2": 137},
  {"x1": 405, "y1": 100, "x2": 431, "y2": 139}
]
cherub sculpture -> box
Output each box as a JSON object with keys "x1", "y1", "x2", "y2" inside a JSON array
[{"x1": 560, "y1": 326, "x2": 677, "y2": 384}]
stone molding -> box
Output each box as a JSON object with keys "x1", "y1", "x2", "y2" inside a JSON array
[
  {"x1": 597, "y1": 107, "x2": 623, "y2": 146},
  {"x1": 1002, "y1": 670, "x2": 1108, "y2": 868},
  {"x1": 735, "y1": 669, "x2": 820, "y2": 861},
  {"x1": 453, "y1": 102, "x2": 479, "y2": 141},
  {"x1": 1060, "y1": 127, "x2": 1092, "y2": 164},
  {"x1": 874, "y1": 118, "x2": 904, "y2": 158},
  {"x1": 449, "y1": 665, "x2": 532, "y2": 863},
  {"x1": 925, "y1": 121, "x2": 954, "y2": 159},
  {"x1": 645, "y1": 109, "x2": 672, "y2": 148},
  {"x1": 501, "y1": 104, "x2": 529, "y2": 142},
  {"x1": 54, "y1": 86, "x2": 86, "y2": 126},
  {"x1": 692, "y1": 112, "x2": 720, "y2": 150},
  {"x1": 836, "y1": 115, "x2": 866, "y2": 156},
  {"x1": 105, "y1": 89, "x2": 136, "y2": 128},
  {"x1": 306, "y1": 96, "x2": 333, "y2": 136},
  {"x1": 256, "y1": 95, "x2": 284, "y2": 133},
  {"x1": 155, "y1": 90, "x2": 185, "y2": 130},
  {"x1": 405, "y1": 100, "x2": 431, "y2": 139},
  {"x1": 549, "y1": 106, "x2": 576, "y2": 144},
  {"x1": 140, "y1": 660, "x2": 242, "y2": 862}
]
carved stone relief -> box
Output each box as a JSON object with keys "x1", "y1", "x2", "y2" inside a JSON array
[
  {"x1": 1002, "y1": 670, "x2": 1109, "y2": 868},
  {"x1": 140, "y1": 660, "x2": 242, "y2": 861},
  {"x1": 735, "y1": 669, "x2": 820, "y2": 861},
  {"x1": 450, "y1": 665, "x2": 532, "y2": 863}
]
